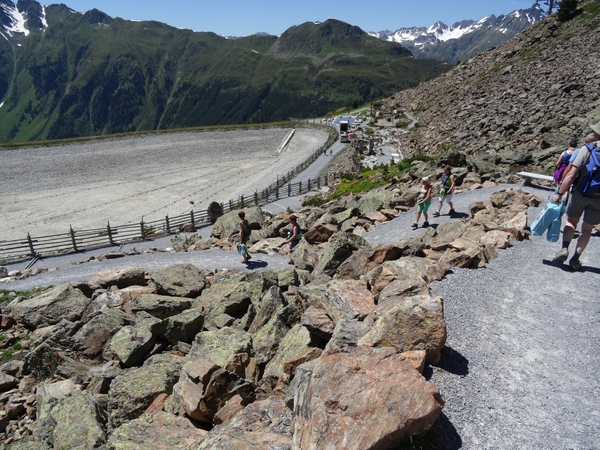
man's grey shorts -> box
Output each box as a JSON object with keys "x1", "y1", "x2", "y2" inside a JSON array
[{"x1": 567, "y1": 190, "x2": 600, "y2": 225}]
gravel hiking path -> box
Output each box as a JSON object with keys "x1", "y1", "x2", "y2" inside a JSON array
[
  {"x1": 3, "y1": 177, "x2": 600, "y2": 448},
  {"x1": 364, "y1": 184, "x2": 600, "y2": 449},
  {"x1": 0, "y1": 127, "x2": 329, "y2": 241}
]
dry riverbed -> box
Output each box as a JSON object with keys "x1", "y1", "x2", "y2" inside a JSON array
[{"x1": 0, "y1": 127, "x2": 329, "y2": 241}]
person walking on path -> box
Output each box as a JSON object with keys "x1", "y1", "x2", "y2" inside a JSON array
[
  {"x1": 412, "y1": 177, "x2": 433, "y2": 229},
  {"x1": 433, "y1": 165, "x2": 456, "y2": 217},
  {"x1": 554, "y1": 139, "x2": 577, "y2": 186},
  {"x1": 238, "y1": 211, "x2": 252, "y2": 264},
  {"x1": 284, "y1": 214, "x2": 303, "y2": 264},
  {"x1": 551, "y1": 124, "x2": 600, "y2": 271}
]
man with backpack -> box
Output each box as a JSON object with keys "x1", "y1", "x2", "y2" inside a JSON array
[{"x1": 551, "y1": 123, "x2": 600, "y2": 271}]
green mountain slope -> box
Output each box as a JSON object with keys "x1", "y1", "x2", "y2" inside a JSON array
[{"x1": 0, "y1": 2, "x2": 451, "y2": 143}]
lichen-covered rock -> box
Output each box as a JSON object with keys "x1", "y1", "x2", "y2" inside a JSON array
[
  {"x1": 359, "y1": 189, "x2": 403, "y2": 214},
  {"x1": 252, "y1": 305, "x2": 300, "y2": 366},
  {"x1": 313, "y1": 233, "x2": 370, "y2": 276},
  {"x1": 107, "y1": 314, "x2": 160, "y2": 367},
  {"x1": 359, "y1": 295, "x2": 447, "y2": 364},
  {"x1": 69, "y1": 309, "x2": 137, "y2": 358},
  {"x1": 335, "y1": 242, "x2": 408, "y2": 280},
  {"x1": 173, "y1": 368, "x2": 255, "y2": 424},
  {"x1": 262, "y1": 324, "x2": 316, "y2": 382},
  {"x1": 364, "y1": 256, "x2": 450, "y2": 298},
  {"x1": 289, "y1": 241, "x2": 320, "y2": 271},
  {"x1": 187, "y1": 328, "x2": 253, "y2": 368},
  {"x1": 323, "y1": 319, "x2": 371, "y2": 355},
  {"x1": 10, "y1": 284, "x2": 90, "y2": 328},
  {"x1": 150, "y1": 307, "x2": 205, "y2": 345},
  {"x1": 248, "y1": 286, "x2": 287, "y2": 334},
  {"x1": 198, "y1": 273, "x2": 267, "y2": 310},
  {"x1": 150, "y1": 263, "x2": 206, "y2": 298},
  {"x1": 320, "y1": 279, "x2": 376, "y2": 324},
  {"x1": 37, "y1": 390, "x2": 107, "y2": 449},
  {"x1": 108, "y1": 362, "x2": 179, "y2": 428},
  {"x1": 108, "y1": 411, "x2": 208, "y2": 449},
  {"x1": 128, "y1": 294, "x2": 191, "y2": 319},
  {"x1": 195, "y1": 397, "x2": 292, "y2": 449}
]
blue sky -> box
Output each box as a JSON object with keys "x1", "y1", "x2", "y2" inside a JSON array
[{"x1": 60, "y1": 0, "x2": 541, "y2": 36}]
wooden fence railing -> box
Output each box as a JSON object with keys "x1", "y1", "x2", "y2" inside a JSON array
[{"x1": 0, "y1": 133, "x2": 337, "y2": 264}]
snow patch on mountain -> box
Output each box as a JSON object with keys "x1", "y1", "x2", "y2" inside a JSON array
[
  {"x1": 370, "y1": 5, "x2": 546, "y2": 46},
  {"x1": 1, "y1": 1, "x2": 29, "y2": 36}
]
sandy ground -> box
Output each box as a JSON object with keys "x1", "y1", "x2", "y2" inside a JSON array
[{"x1": 0, "y1": 127, "x2": 329, "y2": 241}]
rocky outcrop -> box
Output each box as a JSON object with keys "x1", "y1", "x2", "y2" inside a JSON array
[
  {"x1": 0, "y1": 187, "x2": 540, "y2": 447},
  {"x1": 378, "y1": 2, "x2": 600, "y2": 179}
]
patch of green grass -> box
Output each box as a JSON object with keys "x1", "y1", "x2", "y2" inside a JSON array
[
  {"x1": 1, "y1": 343, "x2": 23, "y2": 361},
  {"x1": 0, "y1": 287, "x2": 49, "y2": 303},
  {"x1": 329, "y1": 175, "x2": 386, "y2": 199},
  {"x1": 329, "y1": 154, "x2": 437, "y2": 199},
  {"x1": 303, "y1": 196, "x2": 327, "y2": 207}
]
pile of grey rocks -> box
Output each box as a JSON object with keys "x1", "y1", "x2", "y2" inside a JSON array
[{"x1": 0, "y1": 186, "x2": 541, "y2": 449}]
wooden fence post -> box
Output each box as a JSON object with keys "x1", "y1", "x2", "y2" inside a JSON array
[
  {"x1": 254, "y1": 191, "x2": 258, "y2": 205},
  {"x1": 140, "y1": 219, "x2": 146, "y2": 239},
  {"x1": 288, "y1": 183, "x2": 291, "y2": 197},
  {"x1": 229, "y1": 200, "x2": 233, "y2": 211},
  {"x1": 107, "y1": 222, "x2": 114, "y2": 245},
  {"x1": 27, "y1": 233, "x2": 36, "y2": 257},
  {"x1": 70, "y1": 226, "x2": 78, "y2": 252},
  {"x1": 308, "y1": 178, "x2": 311, "y2": 191},
  {"x1": 190, "y1": 210, "x2": 195, "y2": 227},
  {"x1": 241, "y1": 195, "x2": 245, "y2": 208},
  {"x1": 299, "y1": 181, "x2": 302, "y2": 195},
  {"x1": 165, "y1": 215, "x2": 171, "y2": 234}
]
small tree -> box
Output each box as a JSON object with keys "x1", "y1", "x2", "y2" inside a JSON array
[{"x1": 557, "y1": 0, "x2": 578, "y2": 21}]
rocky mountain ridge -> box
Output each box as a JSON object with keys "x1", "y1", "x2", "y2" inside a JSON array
[
  {"x1": 375, "y1": 0, "x2": 600, "y2": 178},
  {"x1": 0, "y1": 1, "x2": 449, "y2": 143},
  {"x1": 370, "y1": 4, "x2": 547, "y2": 63}
]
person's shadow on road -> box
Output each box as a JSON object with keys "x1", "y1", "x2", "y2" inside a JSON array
[
  {"x1": 244, "y1": 260, "x2": 269, "y2": 269},
  {"x1": 541, "y1": 259, "x2": 600, "y2": 274}
]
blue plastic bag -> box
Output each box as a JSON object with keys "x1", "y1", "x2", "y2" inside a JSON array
[
  {"x1": 237, "y1": 243, "x2": 248, "y2": 256},
  {"x1": 546, "y1": 203, "x2": 567, "y2": 242},
  {"x1": 531, "y1": 202, "x2": 562, "y2": 237}
]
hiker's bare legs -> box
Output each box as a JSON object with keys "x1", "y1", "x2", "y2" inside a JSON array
[
  {"x1": 562, "y1": 215, "x2": 580, "y2": 245},
  {"x1": 575, "y1": 222, "x2": 594, "y2": 255}
]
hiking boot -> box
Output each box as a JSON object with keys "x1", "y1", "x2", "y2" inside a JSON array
[
  {"x1": 422, "y1": 221, "x2": 430, "y2": 228},
  {"x1": 552, "y1": 248, "x2": 569, "y2": 265},
  {"x1": 432, "y1": 211, "x2": 440, "y2": 217},
  {"x1": 569, "y1": 257, "x2": 582, "y2": 271},
  {"x1": 411, "y1": 222, "x2": 418, "y2": 229},
  {"x1": 449, "y1": 209, "x2": 456, "y2": 215}
]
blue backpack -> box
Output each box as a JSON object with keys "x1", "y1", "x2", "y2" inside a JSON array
[{"x1": 579, "y1": 144, "x2": 600, "y2": 199}]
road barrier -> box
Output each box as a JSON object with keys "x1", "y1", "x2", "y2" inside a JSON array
[{"x1": 0, "y1": 132, "x2": 338, "y2": 264}]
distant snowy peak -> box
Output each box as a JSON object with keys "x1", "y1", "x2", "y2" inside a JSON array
[
  {"x1": 369, "y1": 5, "x2": 546, "y2": 62},
  {"x1": 0, "y1": 0, "x2": 47, "y2": 39},
  {"x1": 370, "y1": 5, "x2": 546, "y2": 46}
]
